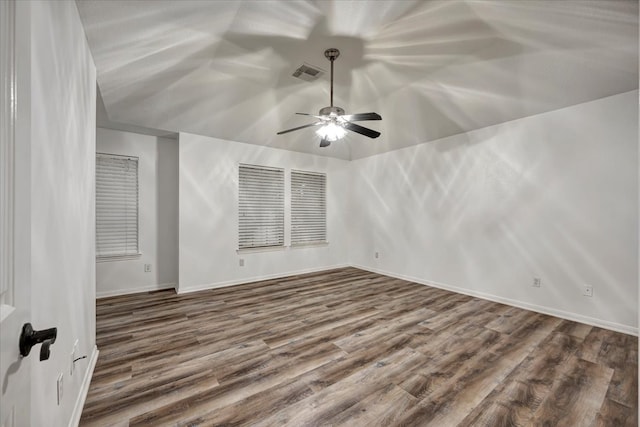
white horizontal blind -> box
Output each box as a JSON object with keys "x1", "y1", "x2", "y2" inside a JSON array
[
  {"x1": 291, "y1": 170, "x2": 326, "y2": 245},
  {"x1": 238, "y1": 164, "x2": 284, "y2": 249},
  {"x1": 96, "y1": 153, "x2": 139, "y2": 258}
]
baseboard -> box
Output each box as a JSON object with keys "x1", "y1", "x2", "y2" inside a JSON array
[
  {"x1": 97, "y1": 282, "x2": 176, "y2": 299},
  {"x1": 177, "y1": 264, "x2": 350, "y2": 294},
  {"x1": 69, "y1": 345, "x2": 99, "y2": 427},
  {"x1": 352, "y1": 264, "x2": 638, "y2": 337}
]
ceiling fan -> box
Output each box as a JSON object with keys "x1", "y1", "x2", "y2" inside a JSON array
[{"x1": 277, "y1": 48, "x2": 382, "y2": 148}]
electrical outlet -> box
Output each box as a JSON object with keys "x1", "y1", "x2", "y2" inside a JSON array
[
  {"x1": 375, "y1": 252, "x2": 379, "y2": 259},
  {"x1": 144, "y1": 264, "x2": 151, "y2": 272},
  {"x1": 57, "y1": 373, "x2": 63, "y2": 405},
  {"x1": 533, "y1": 277, "x2": 541, "y2": 287},
  {"x1": 239, "y1": 258, "x2": 245, "y2": 267},
  {"x1": 583, "y1": 285, "x2": 593, "y2": 297}
]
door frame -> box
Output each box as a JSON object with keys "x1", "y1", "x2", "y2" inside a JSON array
[{"x1": 1, "y1": 0, "x2": 16, "y2": 315}]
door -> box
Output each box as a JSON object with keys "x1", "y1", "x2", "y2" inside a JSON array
[{"x1": 1, "y1": 1, "x2": 31, "y2": 425}]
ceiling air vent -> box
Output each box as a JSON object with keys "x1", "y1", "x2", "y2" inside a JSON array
[{"x1": 292, "y1": 63, "x2": 325, "y2": 82}]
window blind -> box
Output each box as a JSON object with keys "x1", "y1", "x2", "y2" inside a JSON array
[
  {"x1": 238, "y1": 164, "x2": 284, "y2": 249},
  {"x1": 291, "y1": 170, "x2": 326, "y2": 245},
  {"x1": 96, "y1": 153, "x2": 139, "y2": 258}
]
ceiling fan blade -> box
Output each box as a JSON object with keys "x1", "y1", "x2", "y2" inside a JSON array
[
  {"x1": 344, "y1": 122, "x2": 381, "y2": 139},
  {"x1": 341, "y1": 112, "x2": 382, "y2": 122},
  {"x1": 319, "y1": 138, "x2": 331, "y2": 148},
  {"x1": 276, "y1": 121, "x2": 323, "y2": 135},
  {"x1": 296, "y1": 112, "x2": 326, "y2": 120}
]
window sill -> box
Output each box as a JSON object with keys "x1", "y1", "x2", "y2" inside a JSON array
[
  {"x1": 96, "y1": 253, "x2": 142, "y2": 263},
  {"x1": 236, "y1": 246, "x2": 286, "y2": 254},
  {"x1": 290, "y1": 241, "x2": 329, "y2": 249}
]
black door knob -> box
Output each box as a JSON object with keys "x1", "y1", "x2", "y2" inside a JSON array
[{"x1": 19, "y1": 323, "x2": 57, "y2": 361}]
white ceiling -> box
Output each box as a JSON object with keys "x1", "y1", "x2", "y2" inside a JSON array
[{"x1": 77, "y1": 0, "x2": 638, "y2": 160}]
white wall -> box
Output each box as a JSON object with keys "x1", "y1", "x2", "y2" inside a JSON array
[
  {"x1": 350, "y1": 91, "x2": 639, "y2": 334},
  {"x1": 157, "y1": 137, "x2": 179, "y2": 291},
  {"x1": 96, "y1": 128, "x2": 178, "y2": 297},
  {"x1": 29, "y1": 1, "x2": 97, "y2": 426},
  {"x1": 178, "y1": 133, "x2": 350, "y2": 292}
]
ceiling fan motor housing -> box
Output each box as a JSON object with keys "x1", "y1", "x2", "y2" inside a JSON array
[{"x1": 319, "y1": 106, "x2": 345, "y2": 116}]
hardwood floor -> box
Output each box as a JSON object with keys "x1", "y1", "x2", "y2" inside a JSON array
[{"x1": 80, "y1": 267, "x2": 638, "y2": 426}]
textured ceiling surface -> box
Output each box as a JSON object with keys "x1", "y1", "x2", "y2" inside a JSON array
[{"x1": 77, "y1": 0, "x2": 638, "y2": 160}]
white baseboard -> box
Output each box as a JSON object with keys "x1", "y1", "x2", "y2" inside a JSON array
[
  {"x1": 97, "y1": 282, "x2": 176, "y2": 299},
  {"x1": 69, "y1": 345, "x2": 99, "y2": 427},
  {"x1": 177, "y1": 264, "x2": 350, "y2": 294},
  {"x1": 352, "y1": 264, "x2": 638, "y2": 337}
]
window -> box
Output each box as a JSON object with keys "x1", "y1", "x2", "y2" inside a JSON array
[
  {"x1": 96, "y1": 153, "x2": 139, "y2": 259},
  {"x1": 291, "y1": 170, "x2": 326, "y2": 245},
  {"x1": 238, "y1": 164, "x2": 284, "y2": 249}
]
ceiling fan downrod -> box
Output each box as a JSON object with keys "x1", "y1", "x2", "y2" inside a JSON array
[{"x1": 324, "y1": 48, "x2": 340, "y2": 108}]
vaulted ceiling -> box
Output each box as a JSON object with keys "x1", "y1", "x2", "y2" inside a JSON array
[{"x1": 77, "y1": 0, "x2": 638, "y2": 160}]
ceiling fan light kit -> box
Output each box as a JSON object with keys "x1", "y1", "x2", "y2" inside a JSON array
[
  {"x1": 277, "y1": 48, "x2": 382, "y2": 148},
  {"x1": 316, "y1": 121, "x2": 347, "y2": 142}
]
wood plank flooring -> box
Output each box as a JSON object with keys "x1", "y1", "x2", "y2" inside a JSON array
[{"x1": 80, "y1": 267, "x2": 638, "y2": 426}]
